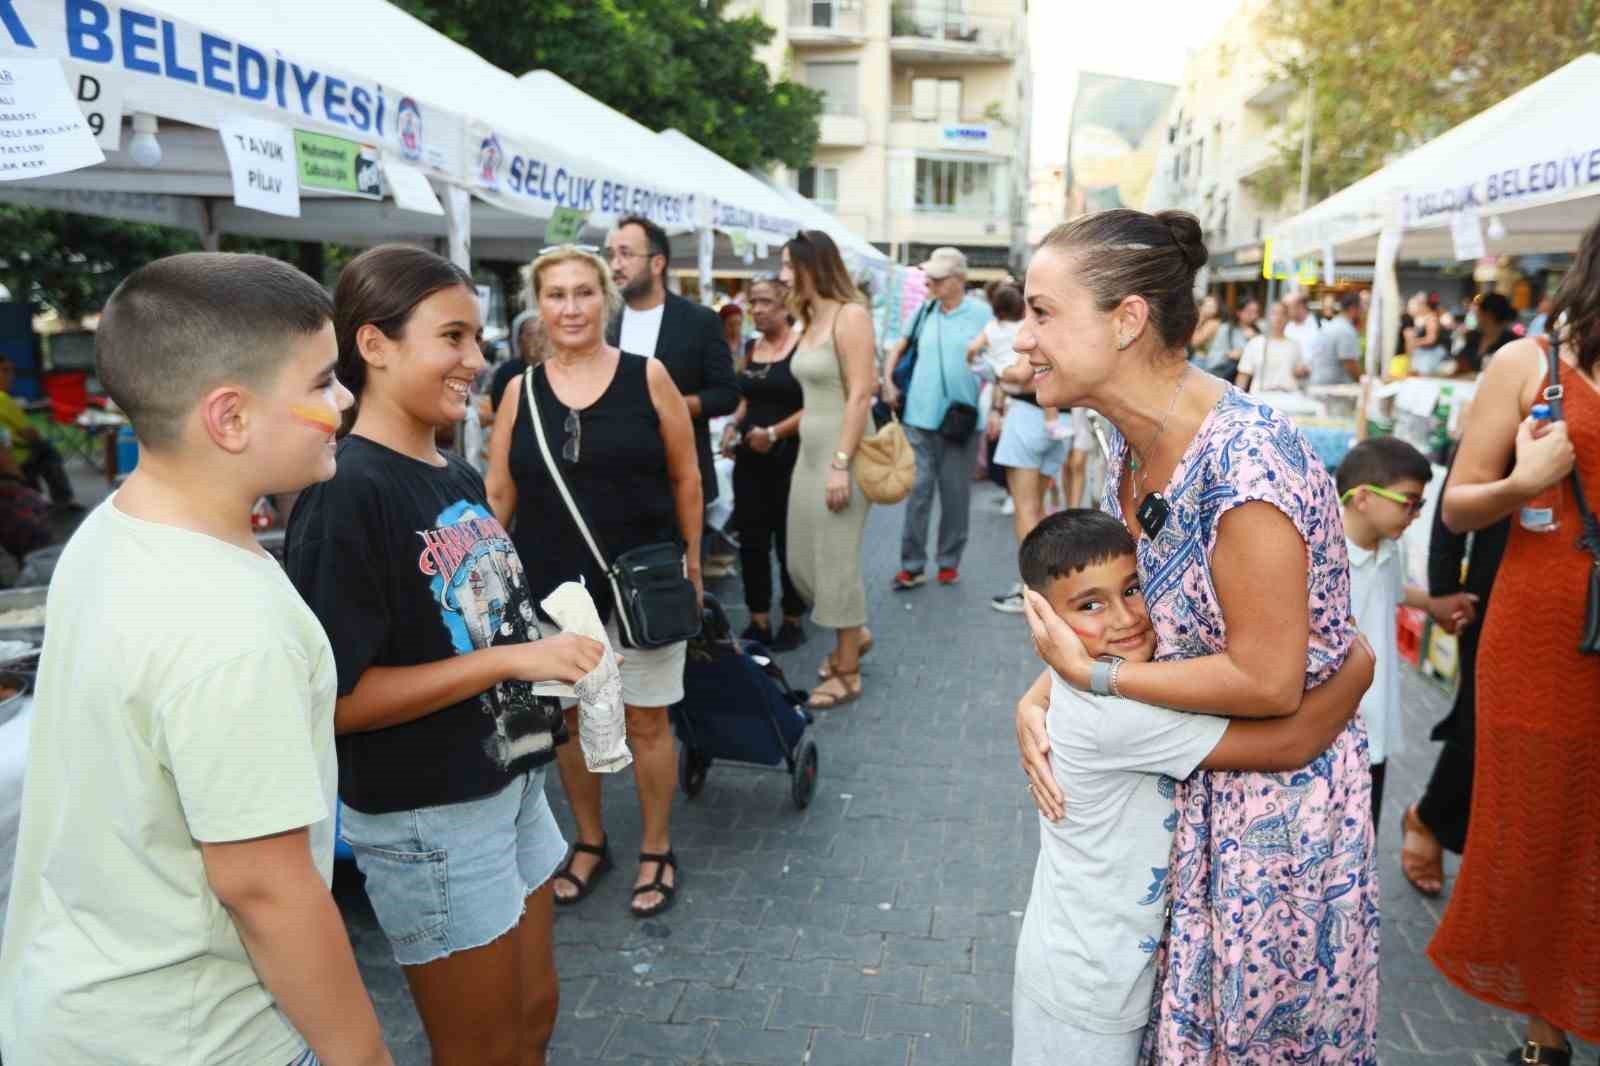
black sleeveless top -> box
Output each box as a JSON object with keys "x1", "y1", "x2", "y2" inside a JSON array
[
  {"x1": 736, "y1": 338, "x2": 803, "y2": 463},
  {"x1": 509, "y1": 353, "x2": 678, "y2": 624}
]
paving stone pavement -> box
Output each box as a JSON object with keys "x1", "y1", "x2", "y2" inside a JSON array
[{"x1": 338, "y1": 481, "x2": 1597, "y2": 1065}]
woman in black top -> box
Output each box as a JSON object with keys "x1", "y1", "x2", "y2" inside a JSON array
[
  {"x1": 286, "y1": 245, "x2": 603, "y2": 1064},
  {"x1": 486, "y1": 245, "x2": 702, "y2": 920},
  {"x1": 720, "y1": 277, "x2": 808, "y2": 648}
]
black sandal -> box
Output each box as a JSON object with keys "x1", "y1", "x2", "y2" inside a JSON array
[
  {"x1": 630, "y1": 849, "x2": 680, "y2": 919},
  {"x1": 552, "y1": 837, "x2": 612, "y2": 906},
  {"x1": 1505, "y1": 1041, "x2": 1572, "y2": 1065}
]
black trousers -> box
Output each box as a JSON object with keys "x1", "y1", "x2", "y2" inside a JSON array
[
  {"x1": 1414, "y1": 623, "x2": 1483, "y2": 854},
  {"x1": 732, "y1": 448, "x2": 806, "y2": 619},
  {"x1": 22, "y1": 440, "x2": 73, "y2": 504}
]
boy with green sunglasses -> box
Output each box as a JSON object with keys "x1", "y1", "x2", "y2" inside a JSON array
[{"x1": 1336, "y1": 436, "x2": 1480, "y2": 827}]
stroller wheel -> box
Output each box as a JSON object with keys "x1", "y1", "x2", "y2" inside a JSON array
[
  {"x1": 679, "y1": 745, "x2": 710, "y2": 798},
  {"x1": 790, "y1": 737, "x2": 819, "y2": 810}
]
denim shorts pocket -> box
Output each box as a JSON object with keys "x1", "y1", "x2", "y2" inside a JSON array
[{"x1": 347, "y1": 843, "x2": 449, "y2": 948}]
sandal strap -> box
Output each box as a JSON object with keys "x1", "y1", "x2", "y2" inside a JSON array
[
  {"x1": 1517, "y1": 1042, "x2": 1572, "y2": 1065},
  {"x1": 570, "y1": 838, "x2": 610, "y2": 858},
  {"x1": 632, "y1": 851, "x2": 679, "y2": 897},
  {"x1": 638, "y1": 849, "x2": 677, "y2": 867}
]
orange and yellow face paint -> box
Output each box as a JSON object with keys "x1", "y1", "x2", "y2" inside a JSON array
[{"x1": 289, "y1": 403, "x2": 340, "y2": 434}]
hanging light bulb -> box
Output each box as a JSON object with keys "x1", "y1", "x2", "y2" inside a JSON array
[
  {"x1": 1486, "y1": 215, "x2": 1507, "y2": 241},
  {"x1": 128, "y1": 113, "x2": 161, "y2": 168}
]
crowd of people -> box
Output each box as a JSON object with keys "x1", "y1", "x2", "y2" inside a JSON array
[{"x1": 0, "y1": 202, "x2": 1594, "y2": 1066}]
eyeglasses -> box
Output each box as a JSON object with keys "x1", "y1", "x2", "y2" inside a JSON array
[
  {"x1": 539, "y1": 243, "x2": 600, "y2": 256},
  {"x1": 563, "y1": 407, "x2": 581, "y2": 464},
  {"x1": 1340, "y1": 484, "x2": 1424, "y2": 515},
  {"x1": 606, "y1": 247, "x2": 656, "y2": 263}
]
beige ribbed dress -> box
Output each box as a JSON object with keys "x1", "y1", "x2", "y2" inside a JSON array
[{"x1": 785, "y1": 334, "x2": 869, "y2": 629}]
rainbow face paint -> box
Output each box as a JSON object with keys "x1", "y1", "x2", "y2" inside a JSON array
[{"x1": 290, "y1": 404, "x2": 339, "y2": 434}]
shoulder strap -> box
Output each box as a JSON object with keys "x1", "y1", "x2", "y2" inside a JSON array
[
  {"x1": 1544, "y1": 330, "x2": 1599, "y2": 550},
  {"x1": 524, "y1": 368, "x2": 613, "y2": 573}
]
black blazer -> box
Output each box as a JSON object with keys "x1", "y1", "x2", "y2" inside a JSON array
[{"x1": 607, "y1": 290, "x2": 739, "y2": 503}]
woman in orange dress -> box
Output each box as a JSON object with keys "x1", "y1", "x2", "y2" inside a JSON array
[{"x1": 1429, "y1": 218, "x2": 1600, "y2": 1066}]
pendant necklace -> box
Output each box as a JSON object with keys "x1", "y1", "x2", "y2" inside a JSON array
[{"x1": 1130, "y1": 368, "x2": 1191, "y2": 538}]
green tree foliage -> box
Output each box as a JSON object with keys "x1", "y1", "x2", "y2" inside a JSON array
[
  {"x1": 394, "y1": 0, "x2": 822, "y2": 170},
  {"x1": 0, "y1": 206, "x2": 199, "y2": 321},
  {"x1": 1260, "y1": 0, "x2": 1600, "y2": 205}
]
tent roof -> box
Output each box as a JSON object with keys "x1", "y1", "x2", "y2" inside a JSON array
[{"x1": 1272, "y1": 54, "x2": 1600, "y2": 261}]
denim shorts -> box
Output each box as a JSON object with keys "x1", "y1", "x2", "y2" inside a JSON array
[
  {"x1": 994, "y1": 401, "x2": 1068, "y2": 477},
  {"x1": 339, "y1": 769, "x2": 567, "y2": 967}
]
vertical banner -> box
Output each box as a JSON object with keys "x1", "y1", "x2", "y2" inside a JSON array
[
  {"x1": 445, "y1": 184, "x2": 471, "y2": 271},
  {"x1": 697, "y1": 227, "x2": 715, "y2": 307}
]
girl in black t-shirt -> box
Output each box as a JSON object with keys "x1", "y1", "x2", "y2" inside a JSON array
[{"x1": 285, "y1": 245, "x2": 602, "y2": 1064}]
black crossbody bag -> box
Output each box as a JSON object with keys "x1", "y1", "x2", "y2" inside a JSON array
[
  {"x1": 932, "y1": 313, "x2": 979, "y2": 444},
  {"x1": 525, "y1": 369, "x2": 701, "y2": 650},
  {"x1": 1542, "y1": 330, "x2": 1600, "y2": 654}
]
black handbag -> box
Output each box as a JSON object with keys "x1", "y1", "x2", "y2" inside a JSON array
[
  {"x1": 1541, "y1": 330, "x2": 1600, "y2": 654},
  {"x1": 932, "y1": 312, "x2": 979, "y2": 444},
  {"x1": 525, "y1": 369, "x2": 701, "y2": 650}
]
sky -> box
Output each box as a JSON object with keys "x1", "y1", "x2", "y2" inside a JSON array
[{"x1": 1028, "y1": 0, "x2": 1243, "y2": 167}]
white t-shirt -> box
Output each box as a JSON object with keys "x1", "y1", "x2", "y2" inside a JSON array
[
  {"x1": 1346, "y1": 536, "x2": 1404, "y2": 764},
  {"x1": 1285, "y1": 316, "x2": 1322, "y2": 366},
  {"x1": 1015, "y1": 673, "x2": 1227, "y2": 1033},
  {"x1": 620, "y1": 302, "x2": 666, "y2": 358},
  {"x1": 1237, "y1": 336, "x2": 1304, "y2": 393},
  {"x1": 983, "y1": 318, "x2": 1023, "y2": 374},
  {"x1": 0, "y1": 500, "x2": 337, "y2": 1064}
]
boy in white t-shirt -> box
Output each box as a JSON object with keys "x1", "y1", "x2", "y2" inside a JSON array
[
  {"x1": 1010, "y1": 510, "x2": 1373, "y2": 1063},
  {"x1": 0, "y1": 255, "x2": 392, "y2": 1065},
  {"x1": 1335, "y1": 438, "x2": 1478, "y2": 827}
]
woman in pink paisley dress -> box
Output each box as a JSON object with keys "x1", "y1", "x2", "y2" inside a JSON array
[{"x1": 1013, "y1": 210, "x2": 1379, "y2": 1064}]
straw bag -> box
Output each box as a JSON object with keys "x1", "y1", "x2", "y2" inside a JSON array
[{"x1": 854, "y1": 411, "x2": 915, "y2": 504}]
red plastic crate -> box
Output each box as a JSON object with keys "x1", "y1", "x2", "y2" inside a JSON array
[{"x1": 1396, "y1": 606, "x2": 1426, "y2": 667}]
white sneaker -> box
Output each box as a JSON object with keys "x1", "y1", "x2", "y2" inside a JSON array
[
  {"x1": 1000, "y1": 496, "x2": 1015, "y2": 516},
  {"x1": 991, "y1": 583, "x2": 1025, "y2": 614}
]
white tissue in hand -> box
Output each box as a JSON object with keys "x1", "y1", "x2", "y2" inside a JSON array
[{"x1": 540, "y1": 582, "x2": 630, "y2": 773}]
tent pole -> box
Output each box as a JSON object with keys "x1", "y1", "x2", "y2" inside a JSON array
[
  {"x1": 445, "y1": 185, "x2": 472, "y2": 273},
  {"x1": 197, "y1": 199, "x2": 221, "y2": 253},
  {"x1": 697, "y1": 228, "x2": 715, "y2": 307}
]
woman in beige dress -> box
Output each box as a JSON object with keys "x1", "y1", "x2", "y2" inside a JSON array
[{"x1": 780, "y1": 230, "x2": 877, "y2": 709}]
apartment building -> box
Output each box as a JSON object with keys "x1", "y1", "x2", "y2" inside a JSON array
[
  {"x1": 736, "y1": 0, "x2": 1031, "y2": 278},
  {"x1": 1144, "y1": 0, "x2": 1306, "y2": 294}
]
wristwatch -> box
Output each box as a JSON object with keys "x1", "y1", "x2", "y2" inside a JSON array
[
  {"x1": 764, "y1": 426, "x2": 778, "y2": 445},
  {"x1": 831, "y1": 450, "x2": 851, "y2": 472}
]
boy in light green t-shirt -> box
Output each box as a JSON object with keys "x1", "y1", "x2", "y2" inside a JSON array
[{"x1": 0, "y1": 254, "x2": 392, "y2": 1066}]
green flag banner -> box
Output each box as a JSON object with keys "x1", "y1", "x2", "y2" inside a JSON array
[{"x1": 545, "y1": 206, "x2": 589, "y2": 246}]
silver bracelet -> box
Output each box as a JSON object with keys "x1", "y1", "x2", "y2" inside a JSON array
[
  {"x1": 1089, "y1": 658, "x2": 1114, "y2": 696},
  {"x1": 1107, "y1": 657, "x2": 1125, "y2": 698}
]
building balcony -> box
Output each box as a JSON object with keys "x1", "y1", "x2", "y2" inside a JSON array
[
  {"x1": 818, "y1": 112, "x2": 869, "y2": 147},
  {"x1": 1234, "y1": 136, "x2": 1285, "y2": 182},
  {"x1": 890, "y1": 5, "x2": 1019, "y2": 62},
  {"x1": 788, "y1": 0, "x2": 867, "y2": 45},
  {"x1": 887, "y1": 113, "x2": 1015, "y2": 155},
  {"x1": 1245, "y1": 75, "x2": 1296, "y2": 110},
  {"x1": 890, "y1": 209, "x2": 1011, "y2": 247}
]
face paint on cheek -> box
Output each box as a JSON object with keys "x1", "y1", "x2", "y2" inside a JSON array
[{"x1": 290, "y1": 403, "x2": 340, "y2": 434}]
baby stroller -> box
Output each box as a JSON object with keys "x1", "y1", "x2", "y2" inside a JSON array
[{"x1": 670, "y1": 595, "x2": 819, "y2": 810}]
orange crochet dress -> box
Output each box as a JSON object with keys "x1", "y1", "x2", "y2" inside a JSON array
[{"x1": 1428, "y1": 360, "x2": 1600, "y2": 1041}]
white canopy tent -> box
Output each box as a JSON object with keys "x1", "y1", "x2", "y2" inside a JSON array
[{"x1": 1270, "y1": 54, "x2": 1600, "y2": 368}]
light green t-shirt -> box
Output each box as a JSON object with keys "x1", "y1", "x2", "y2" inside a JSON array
[{"x1": 0, "y1": 499, "x2": 337, "y2": 1065}]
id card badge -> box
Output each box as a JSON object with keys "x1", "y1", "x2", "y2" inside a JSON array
[{"x1": 1136, "y1": 492, "x2": 1170, "y2": 538}]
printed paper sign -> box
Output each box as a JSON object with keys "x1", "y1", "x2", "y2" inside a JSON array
[
  {"x1": 1451, "y1": 210, "x2": 1486, "y2": 261},
  {"x1": 67, "y1": 64, "x2": 121, "y2": 151},
  {"x1": 295, "y1": 130, "x2": 381, "y2": 198},
  {"x1": 382, "y1": 155, "x2": 443, "y2": 215},
  {"x1": 544, "y1": 205, "x2": 587, "y2": 245},
  {"x1": 0, "y1": 56, "x2": 105, "y2": 181},
  {"x1": 220, "y1": 116, "x2": 299, "y2": 217}
]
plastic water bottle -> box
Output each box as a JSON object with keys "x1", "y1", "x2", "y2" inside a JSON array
[{"x1": 1519, "y1": 403, "x2": 1562, "y2": 533}]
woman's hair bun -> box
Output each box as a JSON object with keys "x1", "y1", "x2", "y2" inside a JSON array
[{"x1": 1157, "y1": 211, "x2": 1209, "y2": 272}]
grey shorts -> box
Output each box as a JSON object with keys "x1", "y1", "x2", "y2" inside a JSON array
[
  {"x1": 605, "y1": 616, "x2": 686, "y2": 708},
  {"x1": 339, "y1": 769, "x2": 567, "y2": 967},
  {"x1": 1011, "y1": 987, "x2": 1144, "y2": 1066}
]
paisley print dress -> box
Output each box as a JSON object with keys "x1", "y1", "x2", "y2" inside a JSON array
[{"x1": 1105, "y1": 389, "x2": 1380, "y2": 1065}]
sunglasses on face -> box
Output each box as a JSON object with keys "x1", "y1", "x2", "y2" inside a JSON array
[{"x1": 1341, "y1": 484, "x2": 1424, "y2": 515}]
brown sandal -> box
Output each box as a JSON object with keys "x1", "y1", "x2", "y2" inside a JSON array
[
  {"x1": 818, "y1": 632, "x2": 873, "y2": 680},
  {"x1": 1400, "y1": 805, "x2": 1444, "y2": 897},
  {"x1": 808, "y1": 670, "x2": 863, "y2": 709}
]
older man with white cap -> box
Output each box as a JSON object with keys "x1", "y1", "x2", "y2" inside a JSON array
[{"x1": 881, "y1": 247, "x2": 993, "y2": 589}]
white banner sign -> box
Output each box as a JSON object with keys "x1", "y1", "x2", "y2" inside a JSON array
[
  {"x1": 1451, "y1": 209, "x2": 1486, "y2": 261},
  {"x1": 0, "y1": 55, "x2": 104, "y2": 180},
  {"x1": 382, "y1": 154, "x2": 443, "y2": 215},
  {"x1": 219, "y1": 115, "x2": 298, "y2": 217}
]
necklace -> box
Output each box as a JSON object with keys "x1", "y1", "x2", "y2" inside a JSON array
[{"x1": 1129, "y1": 367, "x2": 1191, "y2": 537}]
